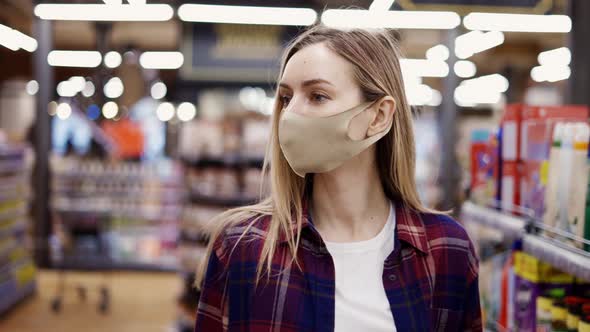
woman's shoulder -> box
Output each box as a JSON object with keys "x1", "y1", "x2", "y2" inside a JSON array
[
  {"x1": 418, "y1": 210, "x2": 479, "y2": 277},
  {"x1": 420, "y1": 211, "x2": 473, "y2": 245},
  {"x1": 210, "y1": 213, "x2": 272, "y2": 261}
]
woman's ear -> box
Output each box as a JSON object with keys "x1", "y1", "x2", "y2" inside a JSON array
[{"x1": 367, "y1": 96, "x2": 396, "y2": 136}]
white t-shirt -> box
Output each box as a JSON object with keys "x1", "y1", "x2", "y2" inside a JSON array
[{"x1": 324, "y1": 202, "x2": 397, "y2": 332}]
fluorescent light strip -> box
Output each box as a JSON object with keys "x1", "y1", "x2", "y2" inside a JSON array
[
  {"x1": 455, "y1": 31, "x2": 504, "y2": 59},
  {"x1": 369, "y1": 0, "x2": 396, "y2": 11},
  {"x1": 531, "y1": 65, "x2": 571, "y2": 83},
  {"x1": 48, "y1": 51, "x2": 102, "y2": 68},
  {"x1": 139, "y1": 51, "x2": 184, "y2": 70},
  {"x1": 455, "y1": 85, "x2": 502, "y2": 106},
  {"x1": 463, "y1": 13, "x2": 572, "y2": 33},
  {"x1": 461, "y1": 74, "x2": 509, "y2": 93},
  {"x1": 426, "y1": 45, "x2": 450, "y2": 61},
  {"x1": 401, "y1": 59, "x2": 449, "y2": 78},
  {"x1": 178, "y1": 4, "x2": 317, "y2": 26},
  {"x1": 34, "y1": 4, "x2": 173, "y2": 21},
  {"x1": 538, "y1": 47, "x2": 571, "y2": 67},
  {"x1": 454, "y1": 60, "x2": 477, "y2": 78},
  {"x1": 322, "y1": 9, "x2": 460, "y2": 30},
  {"x1": 0, "y1": 24, "x2": 37, "y2": 52}
]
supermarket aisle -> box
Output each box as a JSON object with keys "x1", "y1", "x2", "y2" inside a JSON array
[{"x1": 0, "y1": 270, "x2": 182, "y2": 332}]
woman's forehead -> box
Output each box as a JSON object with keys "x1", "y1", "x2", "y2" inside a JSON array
[{"x1": 281, "y1": 43, "x2": 355, "y2": 88}]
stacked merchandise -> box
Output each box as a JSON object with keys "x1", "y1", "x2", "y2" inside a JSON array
[
  {"x1": 0, "y1": 143, "x2": 35, "y2": 314},
  {"x1": 482, "y1": 249, "x2": 590, "y2": 332},
  {"x1": 50, "y1": 156, "x2": 185, "y2": 270},
  {"x1": 176, "y1": 111, "x2": 269, "y2": 332},
  {"x1": 469, "y1": 104, "x2": 590, "y2": 245},
  {"x1": 466, "y1": 103, "x2": 590, "y2": 330}
]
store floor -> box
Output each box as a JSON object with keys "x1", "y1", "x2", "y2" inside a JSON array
[{"x1": 0, "y1": 270, "x2": 183, "y2": 332}]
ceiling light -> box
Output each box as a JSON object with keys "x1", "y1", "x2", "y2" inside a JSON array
[
  {"x1": 26, "y1": 80, "x2": 39, "y2": 96},
  {"x1": 321, "y1": 9, "x2": 460, "y2": 29},
  {"x1": 104, "y1": 77, "x2": 124, "y2": 99},
  {"x1": 156, "y1": 102, "x2": 175, "y2": 122},
  {"x1": 139, "y1": 52, "x2": 184, "y2": 70},
  {"x1": 56, "y1": 103, "x2": 72, "y2": 120},
  {"x1": 401, "y1": 59, "x2": 449, "y2": 78},
  {"x1": 538, "y1": 47, "x2": 571, "y2": 67},
  {"x1": 531, "y1": 65, "x2": 571, "y2": 83},
  {"x1": 150, "y1": 82, "x2": 167, "y2": 100},
  {"x1": 454, "y1": 61, "x2": 477, "y2": 78},
  {"x1": 177, "y1": 102, "x2": 197, "y2": 122},
  {"x1": 102, "y1": 101, "x2": 118, "y2": 119},
  {"x1": 178, "y1": 4, "x2": 317, "y2": 26},
  {"x1": 454, "y1": 85, "x2": 503, "y2": 106},
  {"x1": 463, "y1": 13, "x2": 572, "y2": 33},
  {"x1": 426, "y1": 45, "x2": 449, "y2": 61},
  {"x1": 462, "y1": 74, "x2": 509, "y2": 92},
  {"x1": 455, "y1": 31, "x2": 504, "y2": 59},
  {"x1": 82, "y1": 81, "x2": 95, "y2": 97},
  {"x1": 57, "y1": 81, "x2": 77, "y2": 97},
  {"x1": 369, "y1": 0, "x2": 396, "y2": 11},
  {"x1": 34, "y1": 4, "x2": 173, "y2": 22},
  {"x1": 104, "y1": 51, "x2": 122, "y2": 68},
  {"x1": 0, "y1": 24, "x2": 37, "y2": 52},
  {"x1": 48, "y1": 51, "x2": 102, "y2": 68}
]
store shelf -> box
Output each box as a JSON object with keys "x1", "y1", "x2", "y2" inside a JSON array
[
  {"x1": 460, "y1": 201, "x2": 529, "y2": 239},
  {"x1": 0, "y1": 220, "x2": 27, "y2": 240},
  {"x1": 0, "y1": 159, "x2": 26, "y2": 174},
  {"x1": 522, "y1": 234, "x2": 590, "y2": 282},
  {"x1": 0, "y1": 280, "x2": 35, "y2": 316},
  {"x1": 0, "y1": 204, "x2": 28, "y2": 222},
  {"x1": 182, "y1": 156, "x2": 264, "y2": 169},
  {"x1": 190, "y1": 193, "x2": 258, "y2": 207},
  {"x1": 53, "y1": 257, "x2": 178, "y2": 272}
]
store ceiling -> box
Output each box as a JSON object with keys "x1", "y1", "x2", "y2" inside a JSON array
[{"x1": 0, "y1": 0, "x2": 572, "y2": 84}]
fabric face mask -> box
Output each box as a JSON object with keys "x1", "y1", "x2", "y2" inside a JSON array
[{"x1": 278, "y1": 100, "x2": 391, "y2": 177}]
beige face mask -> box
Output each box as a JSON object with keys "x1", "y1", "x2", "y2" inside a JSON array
[{"x1": 278, "y1": 100, "x2": 391, "y2": 177}]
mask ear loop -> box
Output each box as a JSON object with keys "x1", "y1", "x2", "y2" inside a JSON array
[{"x1": 345, "y1": 98, "x2": 384, "y2": 141}]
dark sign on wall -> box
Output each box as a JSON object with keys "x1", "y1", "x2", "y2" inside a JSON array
[
  {"x1": 397, "y1": 0, "x2": 552, "y2": 14},
  {"x1": 181, "y1": 23, "x2": 301, "y2": 83}
]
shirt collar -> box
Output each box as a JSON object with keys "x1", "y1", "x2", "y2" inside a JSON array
[{"x1": 279, "y1": 198, "x2": 430, "y2": 255}]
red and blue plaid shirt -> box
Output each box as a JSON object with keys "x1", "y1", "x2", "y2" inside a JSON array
[{"x1": 195, "y1": 200, "x2": 482, "y2": 331}]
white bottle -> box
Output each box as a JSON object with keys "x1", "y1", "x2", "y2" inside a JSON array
[
  {"x1": 568, "y1": 123, "x2": 590, "y2": 248},
  {"x1": 543, "y1": 123, "x2": 564, "y2": 233},
  {"x1": 557, "y1": 123, "x2": 575, "y2": 235}
]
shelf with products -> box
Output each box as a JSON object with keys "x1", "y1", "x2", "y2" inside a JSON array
[
  {"x1": 0, "y1": 144, "x2": 35, "y2": 316},
  {"x1": 176, "y1": 94, "x2": 272, "y2": 326},
  {"x1": 461, "y1": 202, "x2": 590, "y2": 283},
  {"x1": 461, "y1": 201, "x2": 530, "y2": 240},
  {"x1": 49, "y1": 157, "x2": 186, "y2": 271}
]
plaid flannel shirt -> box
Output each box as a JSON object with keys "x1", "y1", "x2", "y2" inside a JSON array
[{"x1": 195, "y1": 200, "x2": 482, "y2": 332}]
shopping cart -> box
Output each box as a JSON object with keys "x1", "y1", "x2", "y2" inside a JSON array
[{"x1": 49, "y1": 209, "x2": 112, "y2": 314}]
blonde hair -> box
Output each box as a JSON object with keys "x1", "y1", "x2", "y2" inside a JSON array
[{"x1": 196, "y1": 25, "x2": 438, "y2": 288}]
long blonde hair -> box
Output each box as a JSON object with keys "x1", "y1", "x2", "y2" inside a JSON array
[{"x1": 196, "y1": 25, "x2": 437, "y2": 288}]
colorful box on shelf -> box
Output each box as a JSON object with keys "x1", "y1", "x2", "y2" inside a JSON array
[{"x1": 512, "y1": 251, "x2": 574, "y2": 332}]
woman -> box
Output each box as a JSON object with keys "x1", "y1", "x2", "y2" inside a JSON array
[{"x1": 195, "y1": 25, "x2": 481, "y2": 332}]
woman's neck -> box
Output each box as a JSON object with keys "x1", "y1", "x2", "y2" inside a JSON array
[{"x1": 311, "y1": 150, "x2": 391, "y2": 243}]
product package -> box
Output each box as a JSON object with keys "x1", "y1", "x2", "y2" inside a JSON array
[
  {"x1": 470, "y1": 129, "x2": 498, "y2": 205},
  {"x1": 499, "y1": 104, "x2": 523, "y2": 209},
  {"x1": 519, "y1": 105, "x2": 588, "y2": 221},
  {"x1": 512, "y1": 251, "x2": 574, "y2": 332}
]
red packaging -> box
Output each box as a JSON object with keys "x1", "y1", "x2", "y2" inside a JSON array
[
  {"x1": 501, "y1": 104, "x2": 523, "y2": 162},
  {"x1": 502, "y1": 161, "x2": 522, "y2": 209},
  {"x1": 500, "y1": 104, "x2": 524, "y2": 208},
  {"x1": 520, "y1": 105, "x2": 589, "y2": 217}
]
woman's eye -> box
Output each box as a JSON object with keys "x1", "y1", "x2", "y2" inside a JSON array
[
  {"x1": 311, "y1": 93, "x2": 328, "y2": 103},
  {"x1": 280, "y1": 95, "x2": 291, "y2": 107}
]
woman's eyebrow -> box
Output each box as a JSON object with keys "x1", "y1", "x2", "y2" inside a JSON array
[
  {"x1": 302, "y1": 79, "x2": 334, "y2": 87},
  {"x1": 279, "y1": 79, "x2": 334, "y2": 90}
]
